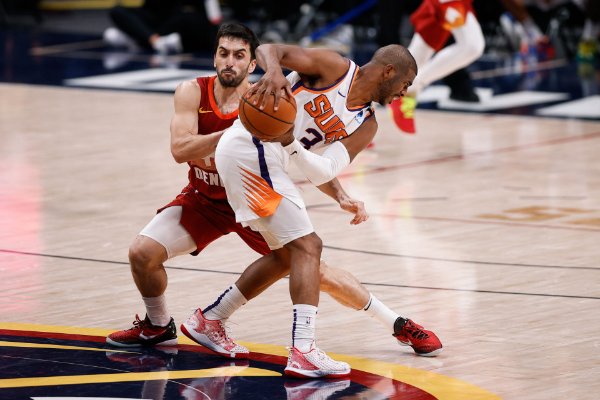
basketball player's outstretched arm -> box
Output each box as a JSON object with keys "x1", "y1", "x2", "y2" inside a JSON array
[
  {"x1": 247, "y1": 44, "x2": 350, "y2": 110},
  {"x1": 170, "y1": 80, "x2": 224, "y2": 163}
]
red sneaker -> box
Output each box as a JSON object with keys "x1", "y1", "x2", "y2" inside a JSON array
[
  {"x1": 106, "y1": 314, "x2": 178, "y2": 347},
  {"x1": 180, "y1": 308, "x2": 249, "y2": 359},
  {"x1": 388, "y1": 96, "x2": 417, "y2": 134},
  {"x1": 284, "y1": 342, "x2": 350, "y2": 379},
  {"x1": 393, "y1": 318, "x2": 442, "y2": 357}
]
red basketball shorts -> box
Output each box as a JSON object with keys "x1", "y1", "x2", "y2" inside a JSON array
[
  {"x1": 159, "y1": 185, "x2": 271, "y2": 256},
  {"x1": 410, "y1": 0, "x2": 474, "y2": 51}
]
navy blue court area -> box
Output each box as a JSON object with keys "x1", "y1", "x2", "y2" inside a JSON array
[
  {"x1": 0, "y1": 329, "x2": 435, "y2": 399},
  {"x1": 1, "y1": 26, "x2": 598, "y2": 120}
]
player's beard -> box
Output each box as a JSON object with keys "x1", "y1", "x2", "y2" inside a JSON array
[
  {"x1": 377, "y1": 80, "x2": 394, "y2": 105},
  {"x1": 217, "y1": 67, "x2": 248, "y2": 88}
]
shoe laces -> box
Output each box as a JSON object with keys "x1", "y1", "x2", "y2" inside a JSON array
[
  {"x1": 129, "y1": 314, "x2": 148, "y2": 331},
  {"x1": 404, "y1": 321, "x2": 429, "y2": 340},
  {"x1": 212, "y1": 319, "x2": 236, "y2": 345}
]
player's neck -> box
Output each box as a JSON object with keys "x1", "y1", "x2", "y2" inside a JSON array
[
  {"x1": 213, "y1": 79, "x2": 251, "y2": 114},
  {"x1": 346, "y1": 68, "x2": 372, "y2": 107}
]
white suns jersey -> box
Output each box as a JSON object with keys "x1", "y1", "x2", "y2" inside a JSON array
[{"x1": 286, "y1": 59, "x2": 374, "y2": 151}]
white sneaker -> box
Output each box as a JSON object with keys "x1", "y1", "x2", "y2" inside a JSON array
[
  {"x1": 153, "y1": 32, "x2": 183, "y2": 54},
  {"x1": 103, "y1": 27, "x2": 139, "y2": 50},
  {"x1": 284, "y1": 342, "x2": 350, "y2": 378},
  {"x1": 180, "y1": 308, "x2": 249, "y2": 359}
]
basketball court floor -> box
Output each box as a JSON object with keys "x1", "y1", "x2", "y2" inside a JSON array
[{"x1": 1, "y1": 25, "x2": 600, "y2": 400}]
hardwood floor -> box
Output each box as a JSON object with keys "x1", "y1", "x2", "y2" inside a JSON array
[{"x1": 1, "y1": 83, "x2": 599, "y2": 399}]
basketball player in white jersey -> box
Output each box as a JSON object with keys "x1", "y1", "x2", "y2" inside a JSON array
[{"x1": 182, "y1": 43, "x2": 436, "y2": 378}]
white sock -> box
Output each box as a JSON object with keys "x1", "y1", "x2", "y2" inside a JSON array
[
  {"x1": 204, "y1": 284, "x2": 248, "y2": 321},
  {"x1": 143, "y1": 294, "x2": 170, "y2": 327},
  {"x1": 292, "y1": 304, "x2": 318, "y2": 352},
  {"x1": 363, "y1": 293, "x2": 400, "y2": 333}
]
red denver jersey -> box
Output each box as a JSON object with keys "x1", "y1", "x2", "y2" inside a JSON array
[{"x1": 187, "y1": 76, "x2": 239, "y2": 202}]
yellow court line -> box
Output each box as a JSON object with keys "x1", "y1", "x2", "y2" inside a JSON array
[
  {"x1": 0, "y1": 322, "x2": 500, "y2": 399},
  {"x1": 0, "y1": 367, "x2": 280, "y2": 389},
  {"x1": 0, "y1": 340, "x2": 133, "y2": 353}
]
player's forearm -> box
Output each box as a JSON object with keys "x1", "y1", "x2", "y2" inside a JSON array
[
  {"x1": 317, "y1": 178, "x2": 349, "y2": 204},
  {"x1": 255, "y1": 44, "x2": 285, "y2": 72},
  {"x1": 284, "y1": 140, "x2": 350, "y2": 186},
  {"x1": 171, "y1": 131, "x2": 223, "y2": 163}
]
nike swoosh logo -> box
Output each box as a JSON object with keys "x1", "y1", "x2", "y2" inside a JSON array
[
  {"x1": 198, "y1": 108, "x2": 213, "y2": 114},
  {"x1": 291, "y1": 151, "x2": 298, "y2": 155},
  {"x1": 139, "y1": 332, "x2": 160, "y2": 340},
  {"x1": 337, "y1": 90, "x2": 346, "y2": 98}
]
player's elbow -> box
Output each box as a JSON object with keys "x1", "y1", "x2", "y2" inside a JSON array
[{"x1": 170, "y1": 145, "x2": 188, "y2": 164}]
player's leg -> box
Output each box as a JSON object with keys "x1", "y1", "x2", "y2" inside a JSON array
[
  {"x1": 179, "y1": 208, "x2": 291, "y2": 359},
  {"x1": 250, "y1": 200, "x2": 350, "y2": 378},
  {"x1": 199, "y1": 226, "x2": 441, "y2": 356},
  {"x1": 319, "y1": 261, "x2": 442, "y2": 356},
  {"x1": 107, "y1": 206, "x2": 198, "y2": 347},
  {"x1": 411, "y1": 12, "x2": 485, "y2": 95},
  {"x1": 180, "y1": 251, "x2": 291, "y2": 359}
]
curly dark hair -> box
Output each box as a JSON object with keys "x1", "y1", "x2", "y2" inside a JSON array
[{"x1": 214, "y1": 22, "x2": 260, "y2": 60}]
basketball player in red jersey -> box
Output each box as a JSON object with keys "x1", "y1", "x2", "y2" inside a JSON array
[
  {"x1": 389, "y1": 0, "x2": 485, "y2": 133},
  {"x1": 107, "y1": 23, "x2": 441, "y2": 363}
]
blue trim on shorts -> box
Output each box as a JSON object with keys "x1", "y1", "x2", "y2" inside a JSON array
[{"x1": 252, "y1": 136, "x2": 274, "y2": 188}]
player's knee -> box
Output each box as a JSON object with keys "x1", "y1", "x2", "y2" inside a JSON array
[
  {"x1": 463, "y1": 34, "x2": 485, "y2": 62},
  {"x1": 288, "y1": 232, "x2": 323, "y2": 259},
  {"x1": 128, "y1": 240, "x2": 160, "y2": 271},
  {"x1": 303, "y1": 233, "x2": 323, "y2": 258}
]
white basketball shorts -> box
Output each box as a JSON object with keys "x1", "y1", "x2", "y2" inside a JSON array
[{"x1": 215, "y1": 120, "x2": 313, "y2": 249}]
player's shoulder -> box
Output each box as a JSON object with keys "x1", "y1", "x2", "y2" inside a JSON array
[
  {"x1": 175, "y1": 79, "x2": 202, "y2": 98},
  {"x1": 174, "y1": 79, "x2": 202, "y2": 108},
  {"x1": 176, "y1": 78, "x2": 201, "y2": 93}
]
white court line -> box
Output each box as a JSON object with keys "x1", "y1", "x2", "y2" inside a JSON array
[{"x1": 537, "y1": 96, "x2": 600, "y2": 119}]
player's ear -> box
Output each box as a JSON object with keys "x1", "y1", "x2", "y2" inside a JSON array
[
  {"x1": 248, "y1": 59, "x2": 257, "y2": 73},
  {"x1": 382, "y1": 64, "x2": 395, "y2": 80}
]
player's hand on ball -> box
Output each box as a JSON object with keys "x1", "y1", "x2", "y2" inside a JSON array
[{"x1": 247, "y1": 70, "x2": 292, "y2": 111}]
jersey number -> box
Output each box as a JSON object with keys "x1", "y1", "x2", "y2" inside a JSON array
[{"x1": 299, "y1": 128, "x2": 323, "y2": 150}]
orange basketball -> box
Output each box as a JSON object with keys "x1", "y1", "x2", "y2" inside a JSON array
[{"x1": 239, "y1": 91, "x2": 296, "y2": 140}]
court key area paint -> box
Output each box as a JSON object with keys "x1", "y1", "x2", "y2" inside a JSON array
[{"x1": 0, "y1": 323, "x2": 499, "y2": 400}]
